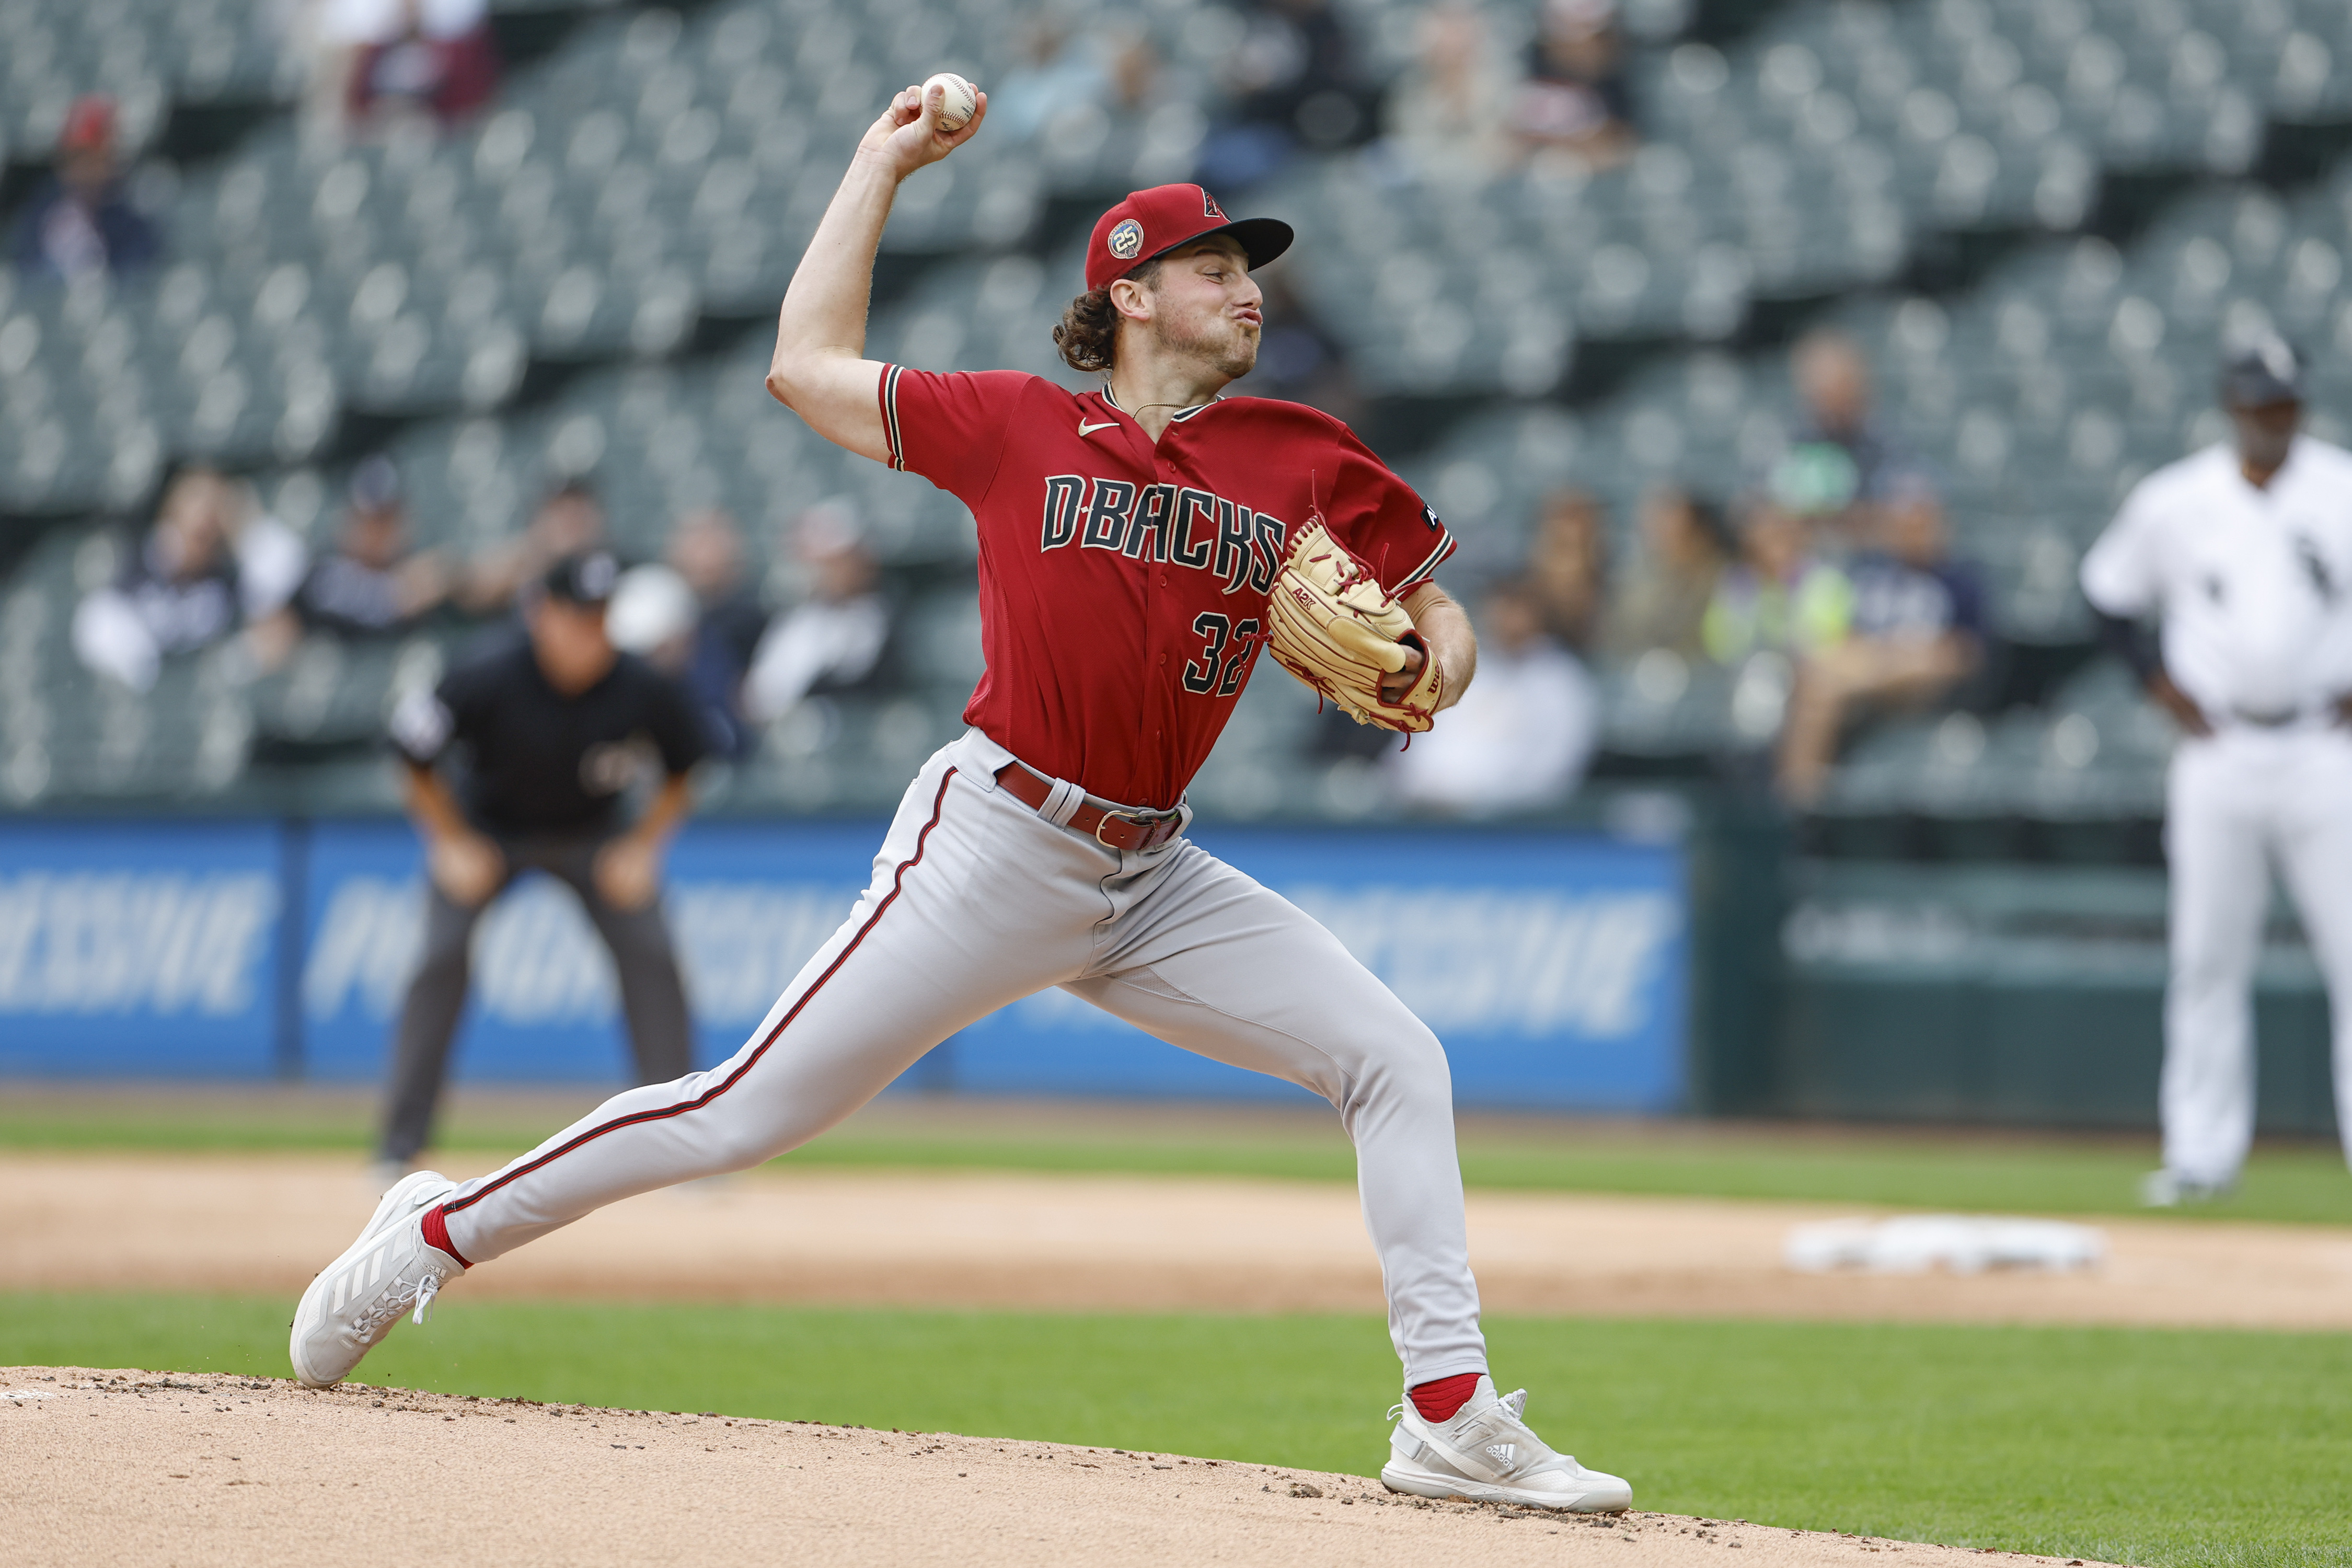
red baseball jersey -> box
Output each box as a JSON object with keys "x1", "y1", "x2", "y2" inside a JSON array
[{"x1": 879, "y1": 366, "x2": 1457, "y2": 809}]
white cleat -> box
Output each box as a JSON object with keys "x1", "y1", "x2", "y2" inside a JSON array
[
  {"x1": 1381, "y1": 1376, "x2": 1632, "y2": 1513},
  {"x1": 2139, "y1": 1169, "x2": 2233, "y2": 1208},
  {"x1": 289, "y1": 1170, "x2": 464, "y2": 1389}
]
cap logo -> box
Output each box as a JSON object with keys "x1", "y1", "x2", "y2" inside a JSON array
[
  {"x1": 1108, "y1": 218, "x2": 1144, "y2": 261},
  {"x1": 2258, "y1": 336, "x2": 2296, "y2": 382},
  {"x1": 1203, "y1": 189, "x2": 1224, "y2": 218}
]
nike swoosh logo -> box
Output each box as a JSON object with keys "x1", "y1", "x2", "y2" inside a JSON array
[{"x1": 1078, "y1": 420, "x2": 1118, "y2": 437}]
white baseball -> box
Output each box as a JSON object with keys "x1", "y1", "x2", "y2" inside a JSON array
[{"x1": 923, "y1": 71, "x2": 977, "y2": 133}]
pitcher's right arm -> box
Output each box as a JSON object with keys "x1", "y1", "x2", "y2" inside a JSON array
[{"x1": 764, "y1": 82, "x2": 987, "y2": 463}]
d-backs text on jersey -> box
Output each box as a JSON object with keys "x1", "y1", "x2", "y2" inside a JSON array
[{"x1": 1040, "y1": 475, "x2": 1285, "y2": 596}]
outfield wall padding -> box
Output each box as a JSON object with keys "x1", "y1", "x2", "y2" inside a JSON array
[
  {"x1": 1776, "y1": 861, "x2": 2339, "y2": 1138},
  {"x1": 0, "y1": 815, "x2": 1690, "y2": 1114}
]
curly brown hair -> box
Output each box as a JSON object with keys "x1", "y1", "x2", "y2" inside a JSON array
[{"x1": 1052, "y1": 258, "x2": 1163, "y2": 373}]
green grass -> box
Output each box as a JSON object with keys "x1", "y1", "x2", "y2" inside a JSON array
[
  {"x1": 0, "y1": 1093, "x2": 578, "y2": 1156},
  {"x1": 778, "y1": 1129, "x2": 2352, "y2": 1227},
  {"x1": 7, "y1": 1088, "x2": 2348, "y2": 1226},
  {"x1": 6, "y1": 1291, "x2": 2346, "y2": 1567}
]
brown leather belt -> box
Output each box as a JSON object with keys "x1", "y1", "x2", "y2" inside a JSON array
[{"x1": 994, "y1": 763, "x2": 1185, "y2": 854}]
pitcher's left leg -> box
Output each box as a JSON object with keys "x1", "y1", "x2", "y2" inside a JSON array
[
  {"x1": 1068, "y1": 843, "x2": 1630, "y2": 1512},
  {"x1": 1067, "y1": 846, "x2": 1481, "y2": 1384}
]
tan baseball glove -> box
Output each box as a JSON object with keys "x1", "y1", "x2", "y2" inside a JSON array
[{"x1": 1263, "y1": 516, "x2": 1444, "y2": 732}]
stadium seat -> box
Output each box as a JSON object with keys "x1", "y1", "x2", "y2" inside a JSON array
[{"x1": 11, "y1": 0, "x2": 2352, "y2": 823}]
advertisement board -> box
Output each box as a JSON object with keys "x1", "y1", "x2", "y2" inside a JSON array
[
  {"x1": 0, "y1": 820, "x2": 285, "y2": 1077},
  {"x1": 951, "y1": 826, "x2": 1687, "y2": 1111},
  {"x1": 298, "y1": 820, "x2": 875, "y2": 1083},
  {"x1": 6, "y1": 817, "x2": 1688, "y2": 1112}
]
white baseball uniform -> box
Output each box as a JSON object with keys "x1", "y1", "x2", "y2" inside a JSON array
[{"x1": 2080, "y1": 434, "x2": 2352, "y2": 1183}]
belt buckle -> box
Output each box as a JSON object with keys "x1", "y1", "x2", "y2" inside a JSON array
[{"x1": 1095, "y1": 806, "x2": 1179, "y2": 850}]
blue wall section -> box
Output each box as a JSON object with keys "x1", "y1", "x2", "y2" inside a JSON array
[
  {"x1": 2, "y1": 817, "x2": 1688, "y2": 1111},
  {"x1": 0, "y1": 820, "x2": 284, "y2": 1077},
  {"x1": 299, "y1": 819, "x2": 877, "y2": 1084}
]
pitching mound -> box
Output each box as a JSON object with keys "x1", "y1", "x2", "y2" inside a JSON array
[{"x1": 4, "y1": 1367, "x2": 2110, "y2": 1568}]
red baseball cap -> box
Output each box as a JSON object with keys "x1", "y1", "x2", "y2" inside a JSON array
[
  {"x1": 59, "y1": 94, "x2": 116, "y2": 153},
  {"x1": 1085, "y1": 183, "x2": 1294, "y2": 293}
]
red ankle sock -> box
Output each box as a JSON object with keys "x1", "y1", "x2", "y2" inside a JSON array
[
  {"x1": 1409, "y1": 1373, "x2": 1482, "y2": 1423},
  {"x1": 420, "y1": 1205, "x2": 469, "y2": 1269}
]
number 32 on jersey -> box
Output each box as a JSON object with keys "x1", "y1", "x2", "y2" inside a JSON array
[{"x1": 1183, "y1": 613, "x2": 1260, "y2": 697}]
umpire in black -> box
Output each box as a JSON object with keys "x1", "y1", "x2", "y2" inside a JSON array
[{"x1": 380, "y1": 549, "x2": 708, "y2": 1170}]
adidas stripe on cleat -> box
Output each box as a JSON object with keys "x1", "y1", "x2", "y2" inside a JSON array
[
  {"x1": 1381, "y1": 1375, "x2": 1632, "y2": 1512},
  {"x1": 289, "y1": 1170, "x2": 465, "y2": 1389}
]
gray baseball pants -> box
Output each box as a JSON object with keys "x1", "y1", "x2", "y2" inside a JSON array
[
  {"x1": 381, "y1": 832, "x2": 694, "y2": 1166},
  {"x1": 439, "y1": 728, "x2": 1489, "y2": 1385}
]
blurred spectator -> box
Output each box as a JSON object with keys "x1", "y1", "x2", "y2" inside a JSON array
[
  {"x1": 1771, "y1": 328, "x2": 1923, "y2": 542},
  {"x1": 1383, "y1": 2, "x2": 1516, "y2": 182},
  {"x1": 1526, "y1": 488, "x2": 1609, "y2": 651},
  {"x1": 627, "y1": 509, "x2": 770, "y2": 760},
  {"x1": 1231, "y1": 271, "x2": 1358, "y2": 417},
  {"x1": 1606, "y1": 486, "x2": 1729, "y2": 658},
  {"x1": 1106, "y1": 27, "x2": 1162, "y2": 116},
  {"x1": 1513, "y1": 0, "x2": 1635, "y2": 171},
  {"x1": 989, "y1": 16, "x2": 1114, "y2": 143},
  {"x1": 742, "y1": 502, "x2": 896, "y2": 725},
  {"x1": 9, "y1": 95, "x2": 160, "y2": 282},
  {"x1": 228, "y1": 484, "x2": 310, "y2": 630},
  {"x1": 674, "y1": 508, "x2": 768, "y2": 661},
  {"x1": 318, "y1": 0, "x2": 501, "y2": 140},
  {"x1": 1197, "y1": 0, "x2": 1368, "y2": 190},
  {"x1": 989, "y1": 16, "x2": 1163, "y2": 164},
  {"x1": 230, "y1": 476, "x2": 313, "y2": 672},
  {"x1": 73, "y1": 468, "x2": 294, "y2": 690},
  {"x1": 1701, "y1": 503, "x2": 1852, "y2": 666},
  {"x1": 1390, "y1": 578, "x2": 1597, "y2": 814},
  {"x1": 1778, "y1": 480, "x2": 1986, "y2": 804},
  {"x1": 459, "y1": 477, "x2": 606, "y2": 615},
  {"x1": 606, "y1": 564, "x2": 698, "y2": 668},
  {"x1": 289, "y1": 456, "x2": 451, "y2": 638}
]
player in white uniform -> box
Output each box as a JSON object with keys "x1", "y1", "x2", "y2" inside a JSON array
[{"x1": 2079, "y1": 338, "x2": 2352, "y2": 1204}]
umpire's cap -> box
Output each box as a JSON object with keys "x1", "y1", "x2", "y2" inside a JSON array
[
  {"x1": 2220, "y1": 333, "x2": 2304, "y2": 407},
  {"x1": 348, "y1": 453, "x2": 401, "y2": 514},
  {"x1": 1086, "y1": 183, "x2": 1292, "y2": 292},
  {"x1": 541, "y1": 549, "x2": 621, "y2": 607}
]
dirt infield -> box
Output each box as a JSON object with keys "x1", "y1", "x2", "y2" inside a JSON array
[
  {"x1": 10, "y1": 1152, "x2": 2352, "y2": 1328},
  {"x1": 1, "y1": 1367, "x2": 2118, "y2": 1568}
]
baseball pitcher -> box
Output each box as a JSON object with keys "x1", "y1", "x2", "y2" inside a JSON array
[{"x1": 286, "y1": 79, "x2": 1631, "y2": 1511}]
